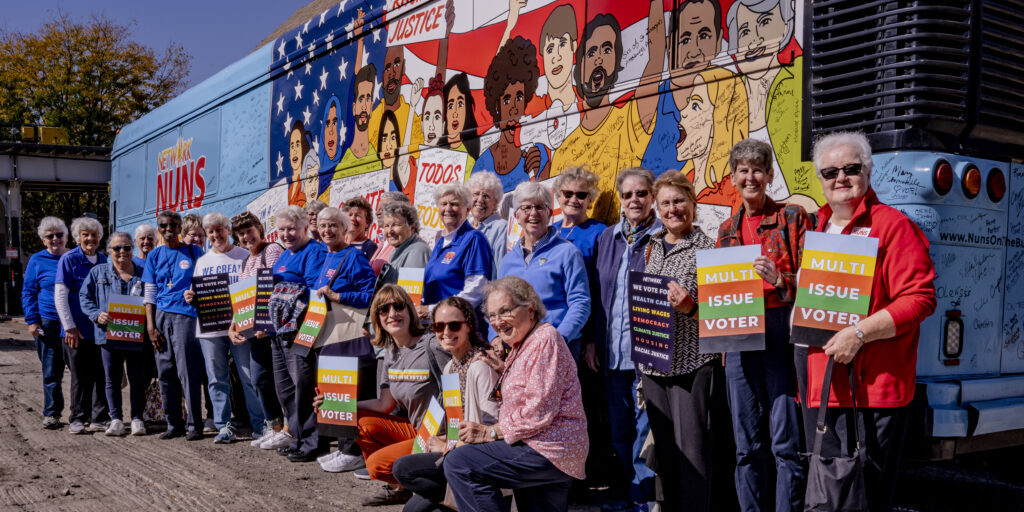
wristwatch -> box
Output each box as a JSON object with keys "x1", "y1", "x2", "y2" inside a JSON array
[
  {"x1": 854, "y1": 324, "x2": 866, "y2": 345},
  {"x1": 489, "y1": 426, "x2": 497, "y2": 440}
]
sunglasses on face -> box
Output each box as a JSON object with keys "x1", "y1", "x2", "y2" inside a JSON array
[
  {"x1": 110, "y1": 245, "x2": 133, "y2": 252},
  {"x1": 560, "y1": 190, "x2": 590, "y2": 201},
  {"x1": 432, "y1": 320, "x2": 467, "y2": 334},
  {"x1": 43, "y1": 233, "x2": 65, "y2": 240},
  {"x1": 377, "y1": 302, "x2": 407, "y2": 315},
  {"x1": 158, "y1": 222, "x2": 181, "y2": 229},
  {"x1": 819, "y1": 163, "x2": 864, "y2": 180},
  {"x1": 620, "y1": 189, "x2": 650, "y2": 200}
]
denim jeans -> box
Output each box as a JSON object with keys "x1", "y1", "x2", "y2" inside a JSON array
[
  {"x1": 198, "y1": 336, "x2": 265, "y2": 431},
  {"x1": 100, "y1": 346, "x2": 148, "y2": 421},
  {"x1": 605, "y1": 368, "x2": 655, "y2": 503},
  {"x1": 153, "y1": 311, "x2": 205, "y2": 431},
  {"x1": 63, "y1": 335, "x2": 110, "y2": 424},
  {"x1": 444, "y1": 441, "x2": 573, "y2": 512},
  {"x1": 35, "y1": 319, "x2": 65, "y2": 418}
]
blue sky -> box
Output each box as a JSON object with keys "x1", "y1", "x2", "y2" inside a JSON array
[{"x1": 3, "y1": 0, "x2": 302, "y2": 86}]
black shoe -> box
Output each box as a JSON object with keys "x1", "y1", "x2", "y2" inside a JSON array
[
  {"x1": 185, "y1": 430, "x2": 203, "y2": 441},
  {"x1": 277, "y1": 447, "x2": 301, "y2": 457},
  {"x1": 159, "y1": 429, "x2": 184, "y2": 440},
  {"x1": 361, "y1": 485, "x2": 412, "y2": 506}
]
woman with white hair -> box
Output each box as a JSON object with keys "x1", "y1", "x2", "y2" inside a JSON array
[
  {"x1": 376, "y1": 201, "x2": 431, "y2": 286},
  {"x1": 495, "y1": 181, "x2": 591, "y2": 360},
  {"x1": 466, "y1": 171, "x2": 507, "y2": 277},
  {"x1": 55, "y1": 216, "x2": 110, "y2": 434},
  {"x1": 181, "y1": 212, "x2": 264, "y2": 444},
  {"x1": 133, "y1": 224, "x2": 157, "y2": 268},
  {"x1": 419, "y1": 183, "x2": 494, "y2": 322},
  {"x1": 22, "y1": 216, "x2": 70, "y2": 429}
]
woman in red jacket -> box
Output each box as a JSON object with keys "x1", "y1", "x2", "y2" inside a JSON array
[{"x1": 800, "y1": 132, "x2": 936, "y2": 512}]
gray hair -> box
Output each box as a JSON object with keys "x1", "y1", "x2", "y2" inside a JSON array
[
  {"x1": 37, "y1": 216, "x2": 68, "y2": 240},
  {"x1": 134, "y1": 224, "x2": 156, "y2": 239},
  {"x1": 512, "y1": 181, "x2": 553, "y2": 211},
  {"x1": 70, "y1": 216, "x2": 104, "y2": 243},
  {"x1": 729, "y1": 138, "x2": 775, "y2": 177},
  {"x1": 107, "y1": 231, "x2": 134, "y2": 249},
  {"x1": 812, "y1": 131, "x2": 874, "y2": 177},
  {"x1": 305, "y1": 200, "x2": 328, "y2": 215},
  {"x1": 379, "y1": 191, "x2": 410, "y2": 205},
  {"x1": 727, "y1": 0, "x2": 795, "y2": 56},
  {"x1": 466, "y1": 171, "x2": 504, "y2": 201},
  {"x1": 434, "y1": 182, "x2": 472, "y2": 208},
  {"x1": 316, "y1": 206, "x2": 351, "y2": 233},
  {"x1": 553, "y1": 166, "x2": 600, "y2": 199},
  {"x1": 275, "y1": 205, "x2": 309, "y2": 230},
  {"x1": 380, "y1": 201, "x2": 420, "y2": 233},
  {"x1": 615, "y1": 167, "x2": 656, "y2": 193},
  {"x1": 484, "y1": 276, "x2": 547, "y2": 321},
  {"x1": 202, "y1": 212, "x2": 231, "y2": 231}
]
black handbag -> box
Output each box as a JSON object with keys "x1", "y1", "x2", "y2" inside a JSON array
[{"x1": 804, "y1": 356, "x2": 869, "y2": 512}]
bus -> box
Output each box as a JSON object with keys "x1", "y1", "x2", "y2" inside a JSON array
[{"x1": 110, "y1": 0, "x2": 1024, "y2": 457}]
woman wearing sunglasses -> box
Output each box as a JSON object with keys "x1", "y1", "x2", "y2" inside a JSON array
[
  {"x1": 553, "y1": 167, "x2": 606, "y2": 272},
  {"x1": 392, "y1": 296, "x2": 499, "y2": 512},
  {"x1": 495, "y1": 181, "x2": 590, "y2": 361},
  {"x1": 444, "y1": 276, "x2": 587, "y2": 512},
  {"x1": 315, "y1": 284, "x2": 451, "y2": 507},
  {"x1": 79, "y1": 232, "x2": 148, "y2": 437},
  {"x1": 22, "y1": 217, "x2": 70, "y2": 430}
]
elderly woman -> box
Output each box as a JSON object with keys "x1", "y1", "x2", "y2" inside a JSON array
[
  {"x1": 182, "y1": 212, "x2": 264, "y2": 444},
  {"x1": 55, "y1": 216, "x2": 111, "y2": 435},
  {"x1": 181, "y1": 213, "x2": 206, "y2": 247},
  {"x1": 553, "y1": 166, "x2": 606, "y2": 268},
  {"x1": 370, "y1": 191, "x2": 412, "y2": 274},
  {"x1": 495, "y1": 181, "x2": 590, "y2": 360},
  {"x1": 639, "y1": 171, "x2": 717, "y2": 511},
  {"x1": 716, "y1": 139, "x2": 811, "y2": 512},
  {"x1": 419, "y1": 183, "x2": 494, "y2": 321},
  {"x1": 392, "y1": 296, "x2": 499, "y2": 512},
  {"x1": 345, "y1": 196, "x2": 379, "y2": 261},
  {"x1": 142, "y1": 210, "x2": 206, "y2": 440},
  {"x1": 466, "y1": 171, "x2": 507, "y2": 277},
  {"x1": 22, "y1": 217, "x2": 70, "y2": 429},
  {"x1": 133, "y1": 224, "x2": 157, "y2": 268},
  {"x1": 227, "y1": 211, "x2": 290, "y2": 450},
  {"x1": 377, "y1": 201, "x2": 431, "y2": 286},
  {"x1": 270, "y1": 205, "x2": 327, "y2": 462},
  {"x1": 444, "y1": 276, "x2": 587, "y2": 511},
  {"x1": 801, "y1": 132, "x2": 935, "y2": 512},
  {"x1": 79, "y1": 232, "x2": 148, "y2": 437},
  {"x1": 305, "y1": 199, "x2": 328, "y2": 243}
]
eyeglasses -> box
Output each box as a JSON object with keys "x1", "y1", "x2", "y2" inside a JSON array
[
  {"x1": 43, "y1": 233, "x2": 65, "y2": 240},
  {"x1": 377, "y1": 302, "x2": 408, "y2": 315},
  {"x1": 620, "y1": 189, "x2": 650, "y2": 200},
  {"x1": 560, "y1": 190, "x2": 589, "y2": 201},
  {"x1": 517, "y1": 205, "x2": 548, "y2": 214},
  {"x1": 432, "y1": 321, "x2": 467, "y2": 334},
  {"x1": 158, "y1": 222, "x2": 181, "y2": 229},
  {"x1": 486, "y1": 304, "x2": 524, "y2": 324},
  {"x1": 819, "y1": 163, "x2": 863, "y2": 180},
  {"x1": 110, "y1": 245, "x2": 133, "y2": 252}
]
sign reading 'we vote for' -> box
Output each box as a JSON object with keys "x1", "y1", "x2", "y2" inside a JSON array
[
  {"x1": 696, "y1": 246, "x2": 765, "y2": 353},
  {"x1": 792, "y1": 232, "x2": 879, "y2": 347}
]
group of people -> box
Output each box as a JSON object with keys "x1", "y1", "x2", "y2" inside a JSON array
[{"x1": 22, "y1": 131, "x2": 936, "y2": 512}]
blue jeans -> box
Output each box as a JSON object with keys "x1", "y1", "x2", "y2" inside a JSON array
[
  {"x1": 271, "y1": 335, "x2": 318, "y2": 454},
  {"x1": 100, "y1": 346, "x2": 147, "y2": 421},
  {"x1": 154, "y1": 311, "x2": 205, "y2": 431},
  {"x1": 726, "y1": 307, "x2": 805, "y2": 512},
  {"x1": 606, "y1": 368, "x2": 655, "y2": 503},
  {"x1": 35, "y1": 319, "x2": 65, "y2": 418},
  {"x1": 247, "y1": 336, "x2": 283, "y2": 429},
  {"x1": 444, "y1": 441, "x2": 573, "y2": 512},
  {"x1": 198, "y1": 336, "x2": 266, "y2": 431}
]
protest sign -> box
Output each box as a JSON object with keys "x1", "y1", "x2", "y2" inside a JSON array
[
  {"x1": 229, "y1": 277, "x2": 257, "y2": 335},
  {"x1": 317, "y1": 356, "x2": 359, "y2": 438},
  {"x1": 412, "y1": 397, "x2": 445, "y2": 454},
  {"x1": 293, "y1": 294, "x2": 327, "y2": 357},
  {"x1": 792, "y1": 232, "x2": 879, "y2": 347},
  {"x1": 628, "y1": 271, "x2": 675, "y2": 373},
  {"x1": 386, "y1": 0, "x2": 449, "y2": 46},
  {"x1": 696, "y1": 246, "x2": 765, "y2": 353},
  {"x1": 414, "y1": 147, "x2": 469, "y2": 244},
  {"x1": 247, "y1": 185, "x2": 288, "y2": 243},
  {"x1": 192, "y1": 273, "x2": 233, "y2": 334},
  {"x1": 397, "y1": 267, "x2": 425, "y2": 305},
  {"x1": 253, "y1": 269, "x2": 275, "y2": 333},
  {"x1": 105, "y1": 295, "x2": 146, "y2": 350},
  {"x1": 441, "y1": 373, "x2": 462, "y2": 449}
]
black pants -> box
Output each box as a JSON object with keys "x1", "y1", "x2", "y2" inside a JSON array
[
  {"x1": 271, "y1": 336, "x2": 319, "y2": 454},
  {"x1": 393, "y1": 452, "x2": 452, "y2": 512},
  {"x1": 63, "y1": 337, "x2": 110, "y2": 424},
  {"x1": 641, "y1": 364, "x2": 715, "y2": 512}
]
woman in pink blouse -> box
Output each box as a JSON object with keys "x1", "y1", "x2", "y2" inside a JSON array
[{"x1": 443, "y1": 276, "x2": 588, "y2": 512}]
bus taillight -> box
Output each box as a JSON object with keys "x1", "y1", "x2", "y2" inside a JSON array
[
  {"x1": 962, "y1": 166, "x2": 982, "y2": 199},
  {"x1": 987, "y1": 168, "x2": 1006, "y2": 203},
  {"x1": 934, "y1": 161, "x2": 953, "y2": 195},
  {"x1": 944, "y1": 310, "x2": 964, "y2": 360}
]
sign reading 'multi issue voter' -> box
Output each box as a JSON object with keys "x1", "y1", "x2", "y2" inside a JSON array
[
  {"x1": 792, "y1": 232, "x2": 879, "y2": 347},
  {"x1": 696, "y1": 245, "x2": 765, "y2": 353}
]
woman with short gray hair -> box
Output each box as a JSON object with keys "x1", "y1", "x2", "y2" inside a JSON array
[
  {"x1": 134, "y1": 224, "x2": 157, "y2": 268},
  {"x1": 377, "y1": 201, "x2": 430, "y2": 286},
  {"x1": 22, "y1": 216, "x2": 70, "y2": 429},
  {"x1": 369, "y1": 192, "x2": 413, "y2": 275},
  {"x1": 467, "y1": 171, "x2": 507, "y2": 277}
]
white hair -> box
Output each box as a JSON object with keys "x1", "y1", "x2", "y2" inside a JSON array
[
  {"x1": 812, "y1": 131, "x2": 874, "y2": 177},
  {"x1": 37, "y1": 216, "x2": 68, "y2": 239},
  {"x1": 107, "y1": 231, "x2": 133, "y2": 249},
  {"x1": 134, "y1": 224, "x2": 156, "y2": 239},
  {"x1": 305, "y1": 200, "x2": 328, "y2": 214},
  {"x1": 202, "y1": 212, "x2": 231, "y2": 231},
  {"x1": 512, "y1": 181, "x2": 552, "y2": 211},
  {"x1": 434, "y1": 182, "x2": 472, "y2": 208},
  {"x1": 379, "y1": 191, "x2": 410, "y2": 204},
  {"x1": 70, "y1": 216, "x2": 103, "y2": 243},
  {"x1": 275, "y1": 205, "x2": 309, "y2": 230},
  {"x1": 316, "y1": 206, "x2": 351, "y2": 233},
  {"x1": 727, "y1": 0, "x2": 795, "y2": 56},
  {"x1": 465, "y1": 171, "x2": 504, "y2": 202}
]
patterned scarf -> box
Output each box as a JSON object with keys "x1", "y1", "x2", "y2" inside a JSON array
[
  {"x1": 450, "y1": 346, "x2": 482, "y2": 413},
  {"x1": 622, "y1": 212, "x2": 656, "y2": 245}
]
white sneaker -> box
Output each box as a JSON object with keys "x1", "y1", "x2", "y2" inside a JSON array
[
  {"x1": 105, "y1": 419, "x2": 125, "y2": 436},
  {"x1": 321, "y1": 453, "x2": 366, "y2": 473},
  {"x1": 130, "y1": 419, "x2": 146, "y2": 436},
  {"x1": 68, "y1": 421, "x2": 86, "y2": 435},
  {"x1": 260, "y1": 430, "x2": 293, "y2": 450},
  {"x1": 203, "y1": 418, "x2": 217, "y2": 433},
  {"x1": 250, "y1": 430, "x2": 268, "y2": 447},
  {"x1": 317, "y1": 450, "x2": 342, "y2": 465}
]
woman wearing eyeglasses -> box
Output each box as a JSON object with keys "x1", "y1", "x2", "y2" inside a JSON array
[
  {"x1": 495, "y1": 181, "x2": 590, "y2": 361},
  {"x1": 392, "y1": 296, "x2": 499, "y2": 512},
  {"x1": 79, "y1": 232, "x2": 148, "y2": 437},
  {"x1": 315, "y1": 284, "x2": 451, "y2": 507},
  {"x1": 799, "y1": 132, "x2": 935, "y2": 512},
  {"x1": 444, "y1": 276, "x2": 587, "y2": 511},
  {"x1": 22, "y1": 217, "x2": 70, "y2": 430}
]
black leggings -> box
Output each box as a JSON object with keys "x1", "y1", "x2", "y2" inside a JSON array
[{"x1": 392, "y1": 452, "x2": 453, "y2": 512}]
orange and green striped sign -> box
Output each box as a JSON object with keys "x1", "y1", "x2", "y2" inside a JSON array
[
  {"x1": 412, "y1": 398, "x2": 444, "y2": 454},
  {"x1": 696, "y1": 246, "x2": 765, "y2": 352},
  {"x1": 229, "y1": 277, "x2": 257, "y2": 334},
  {"x1": 317, "y1": 356, "x2": 358, "y2": 438},
  {"x1": 792, "y1": 232, "x2": 878, "y2": 346},
  {"x1": 293, "y1": 294, "x2": 327, "y2": 357},
  {"x1": 106, "y1": 294, "x2": 146, "y2": 349},
  {"x1": 441, "y1": 374, "x2": 462, "y2": 449}
]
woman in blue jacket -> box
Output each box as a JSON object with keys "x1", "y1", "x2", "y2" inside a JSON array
[
  {"x1": 21, "y1": 216, "x2": 70, "y2": 430},
  {"x1": 80, "y1": 232, "x2": 148, "y2": 437},
  {"x1": 495, "y1": 181, "x2": 590, "y2": 360}
]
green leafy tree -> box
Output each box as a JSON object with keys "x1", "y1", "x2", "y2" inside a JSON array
[
  {"x1": 0, "y1": 11, "x2": 191, "y2": 146},
  {"x1": 20, "y1": 190, "x2": 111, "y2": 257}
]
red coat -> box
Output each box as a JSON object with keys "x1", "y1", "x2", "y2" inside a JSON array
[{"x1": 807, "y1": 189, "x2": 936, "y2": 408}]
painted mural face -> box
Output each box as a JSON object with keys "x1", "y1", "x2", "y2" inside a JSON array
[
  {"x1": 325, "y1": 105, "x2": 339, "y2": 160},
  {"x1": 675, "y1": 78, "x2": 714, "y2": 162},
  {"x1": 674, "y1": 1, "x2": 719, "y2": 72},
  {"x1": 355, "y1": 80, "x2": 374, "y2": 132},
  {"x1": 580, "y1": 24, "x2": 618, "y2": 106},
  {"x1": 380, "y1": 117, "x2": 399, "y2": 167},
  {"x1": 289, "y1": 128, "x2": 304, "y2": 175},
  {"x1": 735, "y1": 4, "x2": 788, "y2": 75},
  {"x1": 382, "y1": 47, "x2": 405, "y2": 106},
  {"x1": 421, "y1": 94, "x2": 444, "y2": 146},
  {"x1": 543, "y1": 33, "x2": 576, "y2": 92},
  {"x1": 500, "y1": 82, "x2": 526, "y2": 141},
  {"x1": 446, "y1": 89, "x2": 467, "y2": 142}
]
